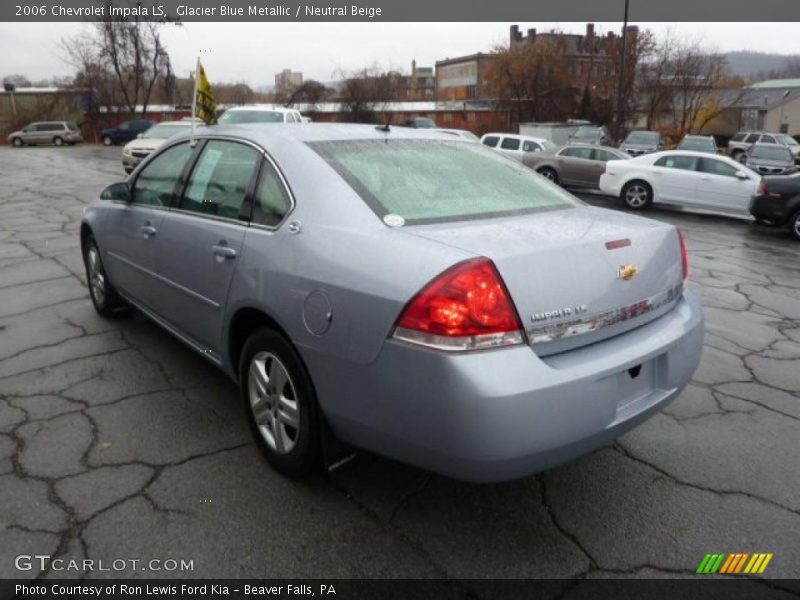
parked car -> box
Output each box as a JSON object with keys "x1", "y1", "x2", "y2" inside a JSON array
[
  {"x1": 729, "y1": 131, "x2": 800, "y2": 164},
  {"x1": 523, "y1": 144, "x2": 630, "y2": 188},
  {"x1": 744, "y1": 143, "x2": 798, "y2": 176},
  {"x1": 599, "y1": 150, "x2": 760, "y2": 216},
  {"x1": 7, "y1": 121, "x2": 83, "y2": 147},
  {"x1": 218, "y1": 105, "x2": 304, "y2": 124},
  {"x1": 80, "y1": 124, "x2": 703, "y2": 483},
  {"x1": 619, "y1": 130, "x2": 664, "y2": 156},
  {"x1": 401, "y1": 117, "x2": 437, "y2": 128},
  {"x1": 432, "y1": 128, "x2": 480, "y2": 142},
  {"x1": 121, "y1": 120, "x2": 197, "y2": 174},
  {"x1": 100, "y1": 120, "x2": 155, "y2": 146},
  {"x1": 676, "y1": 135, "x2": 718, "y2": 154},
  {"x1": 567, "y1": 125, "x2": 612, "y2": 146},
  {"x1": 480, "y1": 133, "x2": 556, "y2": 161},
  {"x1": 750, "y1": 174, "x2": 800, "y2": 240}
]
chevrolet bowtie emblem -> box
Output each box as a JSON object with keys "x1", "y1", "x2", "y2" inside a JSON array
[{"x1": 618, "y1": 264, "x2": 638, "y2": 280}]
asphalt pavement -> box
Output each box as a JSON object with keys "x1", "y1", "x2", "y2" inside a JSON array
[{"x1": 1, "y1": 145, "x2": 799, "y2": 590}]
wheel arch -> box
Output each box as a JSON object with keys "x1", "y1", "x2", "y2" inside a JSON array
[{"x1": 227, "y1": 306, "x2": 294, "y2": 383}]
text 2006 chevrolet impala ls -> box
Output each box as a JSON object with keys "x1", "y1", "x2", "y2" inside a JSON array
[{"x1": 80, "y1": 124, "x2": 704, "y2": 482}]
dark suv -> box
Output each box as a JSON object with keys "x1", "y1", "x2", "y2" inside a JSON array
[{"x1": 100, "y1": 119, "x2": 154, "y2": 146}]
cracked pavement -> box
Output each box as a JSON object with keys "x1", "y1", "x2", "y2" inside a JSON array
[{"x1": 1, "y1": 146, "x2": 799, "y2": 590}]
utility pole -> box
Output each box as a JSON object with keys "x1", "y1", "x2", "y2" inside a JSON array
[
  {"x1": 778, "y1": 89, "x2": 790, "y2": 133},
  {"x1": 616, "y1": 0, "x2": 630, "y2": 141}
]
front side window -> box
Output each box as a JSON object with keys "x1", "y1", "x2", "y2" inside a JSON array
[
  {"x1": 744, "y1": 133, "x2": 760, "y2": 144},
  {"x1": 501, "y1": 138, "x2": 521, "y2": 150},
  {"x1": 131, "y1": 142, "x2": 194, "y2": 206},
  {"x1": 561, "y1": 147, "x2": 594, "y2": 159},
  {"x1": 700, "y1": 158, "x2": 738, "y2": 177},
  {"x1": 760, "y1": 135, "x2": 776, "y2": 144},
  {"x1": 482, "y1": 136, "x2": 500, "y2": 148},
  {"x1": 181, "y1": 140, "x2": 260, "y2": 220},
  {"x1": 654, "y1": 155, "x2": 699, "y2": 171},
  {"x1": 308, "y1": 139, "x2": 580, "y2": 225},
  {"x1": 119, "y1": 122, "x2": 130, "y2": 131},
  {"x1": 252, "y1": 163, "x2": 291, "y2": 227}
]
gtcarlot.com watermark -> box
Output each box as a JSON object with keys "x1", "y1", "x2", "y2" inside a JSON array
[{"x1": 15, "y1": 554, "x2": 194, "y2": 573}]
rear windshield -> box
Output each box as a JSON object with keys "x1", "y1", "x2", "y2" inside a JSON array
[
  {"x1": 750, "y1": 145, "x2": 792, "y2": 161},
  {"x1": 218, "y1": 110, "x2": 284, "y2": 124},
  {"x1": 679, "y1": 137, "x2": 715, "y2": 151},
  {"x1": 573, "y1": 127, "x2": 600, "y2": 139},
  {"x1": 308, "y1": 139, "x2": 579, "y2": 225},
  {"x1": 144, "y1": 124, "x2": 190, "y2": 139},
  {"x1": 626, "y1": 131, "x2": 659, "y2": 144}
]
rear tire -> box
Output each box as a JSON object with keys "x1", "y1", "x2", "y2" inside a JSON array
[
  {"x1": 83, "y1": 235, "x2": 126, "y2": 317},
  {"x1": 733, "y1": 151, "x2": 746, "y2": 164},
  {"x1": 538, "y1": 167, "x2": 559, "y2": 184},
  {"x1": 621, "y1": 180, "x2": 652, "y2": 210},
  {"x1": 11, "y1": 137, "x2": 23, "y2": 147},
  {"x1": 240, "y1": 328, "x2": 320, "y2": 478},
  {"x1": 53, "y1": 136, "x2": 64, "y2": 147},
  {"x1": 790, "y1": 211, "x2": 800, "y2": 242}
]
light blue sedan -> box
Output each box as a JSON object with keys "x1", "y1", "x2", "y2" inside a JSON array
[{"x1": 81, "y1": 124, "x2": 704, "y2": 482}]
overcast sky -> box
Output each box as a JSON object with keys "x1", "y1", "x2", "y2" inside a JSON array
[{"x1": 1, "y1": 22, "x2": 798, "y2": 87}]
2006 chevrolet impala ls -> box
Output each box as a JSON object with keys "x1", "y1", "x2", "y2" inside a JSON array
[{"x1": 80, "y1": 123, "x2": 704, "y2": 482}]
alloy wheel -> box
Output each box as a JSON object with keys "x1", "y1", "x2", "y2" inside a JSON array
[
  {"x1": 248, "y1": 352, "x2": 300, "y2": 455},
  {"x1": 625, "y1": 184, "x2": 649, "y2": 208},
  {"x1": 86, "y1": 246, "x2": 105, "y2": 307}
]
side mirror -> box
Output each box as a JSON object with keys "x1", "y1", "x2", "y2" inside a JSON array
[
  {"x1": 100, "y1": 181, "x2": 131, "y2": 202},
  {"x1": 734, "y1": 170, "x2": 749, "y2": 180}
]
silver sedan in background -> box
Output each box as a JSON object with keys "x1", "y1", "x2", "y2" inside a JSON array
[{"x1": 81, "y1": 124, "x2": 703, "y2": 482}]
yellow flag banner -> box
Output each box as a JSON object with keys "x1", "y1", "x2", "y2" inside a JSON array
[{"x1": 195, "y1": 62, "x2": 217, "y2": 125}]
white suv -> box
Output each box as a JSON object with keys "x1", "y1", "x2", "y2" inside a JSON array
[
  {"x1": 218, "y1": 105, "x2": 304, "y2": 125},
  {"x1": 480, "y1": 133, "x2": 555, "y2": 161}
]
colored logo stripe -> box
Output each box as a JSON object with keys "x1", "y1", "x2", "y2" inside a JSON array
[{"x1": 698, "y1": 552, "x2": 773, "y2": 575}]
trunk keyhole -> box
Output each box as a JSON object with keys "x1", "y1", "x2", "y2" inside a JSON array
[{"x1": 628, "y1": 365, "x2": 642, "y2": 379}]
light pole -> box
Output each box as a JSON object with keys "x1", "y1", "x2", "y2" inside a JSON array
[
  {"x1": 3, "y1": 82, "x2": 16, "y2": 117},
  {"x1": 616, "y1": 0, "x2": 630, "y2": 141},
  {"x1": 778, "y1": 89, "x2": 790, "y2": 133}
]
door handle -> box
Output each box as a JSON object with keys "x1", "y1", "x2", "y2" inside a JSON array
[
  {"x1": 141, "y1": 225, "x2": 157, "y2": 238},
  {"x1": 212, "y1": 244, "x2": 237, "y2": 259}
]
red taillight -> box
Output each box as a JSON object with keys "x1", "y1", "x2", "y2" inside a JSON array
[
  {"x1": 393, "y1": 258, "x2": 524, "y2": 351},
  {"x1": 676, "y1": 227, "x2": 689, "y2": 280},
  {"x1": 757, "y1": 179, "x2": 768, "y2": 196}
]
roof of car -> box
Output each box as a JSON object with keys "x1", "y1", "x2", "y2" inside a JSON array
[{"x1": 183, "y1": 122, "x2": 472, "y2": 145}]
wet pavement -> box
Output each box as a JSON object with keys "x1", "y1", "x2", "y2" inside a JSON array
[{"x1": 1, "y1": 146, "x2": 799, "y2": 589}]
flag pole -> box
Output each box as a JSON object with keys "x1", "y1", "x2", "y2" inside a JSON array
[{"x1": 191, "y1": 56, "x2": 200, "y2": 140}]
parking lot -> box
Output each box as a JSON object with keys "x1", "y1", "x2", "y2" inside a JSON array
[{"x1": 1, "y1": 145, "x2": 799, "y2": 587}]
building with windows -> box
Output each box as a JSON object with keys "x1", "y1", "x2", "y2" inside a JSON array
[
  {"x1": 435, "y1": 53, "x2": 496, "y2": 101},
  {"x1": 274, "y1": 69, "x2": 303, "y2": 95}
]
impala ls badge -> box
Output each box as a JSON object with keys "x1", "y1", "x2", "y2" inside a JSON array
[{"x1": 618, "y1": 264, "x2": 639, "y2": 280}]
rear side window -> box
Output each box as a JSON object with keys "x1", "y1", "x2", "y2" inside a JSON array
[
  {"x1": 731, "y1": 133, "x2": 746, "y2": 142},
  {"x1": 482, "y1": 136, "x2": 500, "y2": 148},
  {"x1": 181, "y1": 140, "x2": 260, "y2": 220},
  {"x1": 308, "y1": 139, "x2": 579, "y2": 225},
  {"x1": 522, "y1": 141, "x2": 541, "y2": 152},
  {"x1": 132, "y1": 142, "x2": 194, "y2": 206},
  {"x1": 252, "y1": 163, "x2": 291, "y2": 227},
  {"x1": 744, "y1": 133, "x2": 760, "y2": 143},
  {"x1": 501, "y1": 137, "x2": 520, "y2": 150},
  {"x1": 654, "y1": 155, "x2": 699, "y2": 171}
]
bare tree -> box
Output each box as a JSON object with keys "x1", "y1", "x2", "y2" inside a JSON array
[
  {"x1": 62, "y1": 17, "x2": 174, "y2": 117},
  {"x1": 280, "y1": 80, "x2": 332, "y2": 107},
  {"x1": 334, "y1": 66, "x2": 405, "y2": 123}
]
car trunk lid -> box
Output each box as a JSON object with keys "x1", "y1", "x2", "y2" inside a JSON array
[{"x1": 403, "y1": 206, "x2": 685, "y2": 356}]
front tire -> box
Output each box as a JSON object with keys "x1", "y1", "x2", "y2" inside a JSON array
[
  {"x1": 621, "y1": 180, "x2": 652, "y2": 210},
  {"x1": 83, "y1": 235, "x2": 125, "y2": 316},
  {"x1": 538, "y1": 167, "x2": 559, "y2": 184},
  {"x1": 11, "y1": 137, "x2": 23, "y2": 147},
  {"x1": 240, "y1": 328, "x2": 320, "y2": 477},
  {"x1": 102, "y1": 136, "x2": 113, "y2": 146},
  {"x1": 790, "y1": 211, "x2": 800, "y2": 242},
  {"x1": 53, "y1": 136, "x2": 64, "y2": 147}
]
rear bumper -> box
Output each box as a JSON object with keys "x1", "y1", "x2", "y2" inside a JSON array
[
  {"x1": 749, "y1": 194, "x2": 789, "y2": 225},
  {"x1": 312, "y1": 290, "x2": 704, "y2": 482}
]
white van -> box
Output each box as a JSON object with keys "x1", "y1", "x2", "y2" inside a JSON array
[{"x1": 480, "y1": 133, "x2": 555, "y2": 161}]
